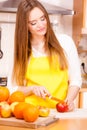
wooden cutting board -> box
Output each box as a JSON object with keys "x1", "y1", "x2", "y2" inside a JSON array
[{"x1": 0, "y1": 116, "x2": 58, "y2": 129}]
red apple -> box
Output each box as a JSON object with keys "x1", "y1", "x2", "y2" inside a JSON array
[
  {"x1": 0, "y1": 106, "x2": 1, "y2": 117},
  {"x1": 56, "y1": 102, "x2": 68, "y2": 112}
]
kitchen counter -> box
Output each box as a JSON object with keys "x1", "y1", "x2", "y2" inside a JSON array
[
  {"x1": 0, "y1": 109, "x2": 87, "y2": 130},
  {"x1": 0, "y1": 118, "x2": 87, "y2": 130},
  {"x1": 50, "y1": 108, "x2": 87, "y2": 118}
]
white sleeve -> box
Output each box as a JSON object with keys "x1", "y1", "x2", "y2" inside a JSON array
[
  {"x1": 56, "y1": 34, "x2": 82, "y2": 88},
  {"x1": 7, "y1": 75, "x2": 18, "y2": 94},
  {"x1": 7, "y1": 65, "x2": 18, "y2": 94}
]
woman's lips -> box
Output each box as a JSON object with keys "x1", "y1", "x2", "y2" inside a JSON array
[{"x1": 37, "y1": 27, "x2": 46, "y2": 32}]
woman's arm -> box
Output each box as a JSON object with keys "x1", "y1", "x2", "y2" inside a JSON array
[
  {"x1": 18, "y1": 86, "x2": 51, "y2": 98},
  {"x1": 65, "y1": 86, "x2": 80, "y2": 111},
  {"x1": 7, "y1": 75, "x2": 51, "y2": 98},
  {"x1": 7, "y1": 65, "x2": 51, "y2": 98},
  {"x1": 57, "y1": 34, "x2": 82, "y2": 111}
]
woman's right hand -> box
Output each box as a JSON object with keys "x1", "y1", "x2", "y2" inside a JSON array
[{"x1": 30, "y1": 86, "x2": 51, "y2": 99}]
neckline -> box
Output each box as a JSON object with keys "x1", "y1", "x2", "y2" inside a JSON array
[{"x1": 32, "y1": 47, "x2": 48, "y2": 57}]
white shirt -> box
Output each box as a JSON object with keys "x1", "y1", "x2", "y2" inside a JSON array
[{"x1": 56, "y1": 34, "x2": 82, "y2": 88}]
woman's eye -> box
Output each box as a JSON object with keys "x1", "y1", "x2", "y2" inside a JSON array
[
  {"x1": 29, "y1": 16, "x2": 46, "y2": 25},
  {"x1": 30, "y1": 22, "x2": 36, "y2": 25},
  {"x1": 41, "y1": 16, "x2": 45, "y2": 21}
]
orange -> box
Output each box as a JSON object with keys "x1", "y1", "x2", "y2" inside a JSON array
[
  {"x1": 8, "y1": 91, "x2": 25, "y2": 104},
  {"x1": 0, "y1": 86, "x2": 10, "y2": 102},
  {"x1": 13, "y1": 102, "x2": 30, "y2": 119},
  {"x1": 23, "y1": 104, "x2": 39, "y2": 122}
]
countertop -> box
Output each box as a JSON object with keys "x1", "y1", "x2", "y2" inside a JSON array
[
  {"x1": 50, "y1": 108, "x2": 87, "y2": 119},
  {"x1": 0, "y1": 108, "x2": 87, "y2": 130},
  {"x1": 0, "y1": 109, "x2": 87, "y2": 130}
]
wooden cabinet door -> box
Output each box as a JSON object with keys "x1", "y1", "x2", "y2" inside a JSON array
[
  {"x1": 73, "y1": 0, "x2": 83, "y2": 46},
  {"x1": 82, "y1": 0, "x2": 87, "y2": 34},
  {"x1": 83, "y1": 0, "x2": 87, "y2": 28}
]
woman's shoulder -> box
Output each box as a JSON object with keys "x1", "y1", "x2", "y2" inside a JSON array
[
  {"x1": 55, "y1": 33, "x2": 74, "y2": 45},
  {"x1": 55, "y1": 33, "x2": 76, "y2": 51},
  {"x1": 56, "y1": 33, "x2": 71, "y2": 40}
]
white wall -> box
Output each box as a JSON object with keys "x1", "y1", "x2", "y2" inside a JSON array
[
  {"x1": 40, "y1": 0, "x2": 73, "y2": 36},
  {"x1": 0, "y1": 13, "x2": 16, "y2": 77}
]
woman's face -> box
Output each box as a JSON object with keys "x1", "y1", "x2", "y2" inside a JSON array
[{"x1": 28, "y1": 7, "x2": 47, "y2": 37}]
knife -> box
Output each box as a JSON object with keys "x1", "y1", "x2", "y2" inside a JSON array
[{"x1": 48, "y1": 96, "x2": 64, "y2": 103}]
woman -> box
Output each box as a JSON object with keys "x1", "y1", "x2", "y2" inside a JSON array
[{"x1": 7, "y1": 0, "x2": 82, "y2": 111}]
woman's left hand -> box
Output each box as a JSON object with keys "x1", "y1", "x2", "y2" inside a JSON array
[{"x1": 66, "y1": 100, "x2": 75, "y2": 112}]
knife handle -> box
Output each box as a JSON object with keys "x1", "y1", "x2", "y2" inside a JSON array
[{"x1": 49, "y1": 96, "x2": 64, "y2": 103}]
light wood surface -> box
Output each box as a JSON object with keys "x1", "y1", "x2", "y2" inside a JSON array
[
  {"x1": 73, "y1": 0, "x2": 83, "y2": 46},
  {"x1": 0, "y1": 118, "x2": 87, "y2": 130},
  {"x1": 78, "y1": 84, "x2": 87, "y2": 108},
  {"x1": 0, "y1": 109, "x2": 87, "y2": 130},
  {"x1": 0, "y1": 116, "x2": 58, "y2": 129},
  {"x1": 83, "y1": 0, "x2": 87, "y2": 28}
]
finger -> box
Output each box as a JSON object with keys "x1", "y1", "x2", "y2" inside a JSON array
[
  {"x1": 68, "y1": 103, "x2": 75, "y2": 112},
  {"x1": 40, "y1": 88, "x2": 49, "y2": 98},
  {"x1": 40, "y1": 91, "x2": 46, "y2": 99},
  {"x1": 34, "y1": 87, "x2": 46, "y2": 98},
  {"x1": 34, "y1": 87, "x2": 42, "y2": 97},
  {"x1": 43, "y1": 88, "x2": 51, "y2": 97}
]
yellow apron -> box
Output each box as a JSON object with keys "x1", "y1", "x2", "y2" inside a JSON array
[{"x1": 25, "y1": 55, "x2": 68, "y2": 108}]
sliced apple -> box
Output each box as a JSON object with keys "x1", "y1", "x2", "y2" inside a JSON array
[
  {"x1": 39, "y1": 107, "x2": 50, "y2": 117},
  {"x1": 10, "y1": 102, "x2": 19, "y2": 114},
  {"x1": 0, "y1": 102, "x2": 12, "y2": 118}
]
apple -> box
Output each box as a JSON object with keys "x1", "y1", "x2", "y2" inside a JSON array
[
  {"x1": 0, "y1": 101, "x2": 8, "y2": 106},
  {"x1": 10, "y1": 102, "x2": 19, "y2": 115},
  {"x1": 0, "y1": 102, "x2": 7, "y2": 117},
  {"x1": 56, "y1": 102, "x2": 68, "y2": 113},
  {"x1": 0, "y1": 106, "x2": 1, "y2": 117},
  {"x1": 0, "y1": 101, "x2": 12, "y2": 118},
  {"x1": 39, "y1": 106, "x2": 50, "y2": 117}
]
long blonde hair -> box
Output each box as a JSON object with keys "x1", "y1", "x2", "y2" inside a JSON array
[{"x1": 12, "y1": 0, "x2": 68, "y2": 86}]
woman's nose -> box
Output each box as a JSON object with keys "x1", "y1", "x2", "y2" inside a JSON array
[{"x1": 37, "y1": 21, "x2": 43, "y2": 28}]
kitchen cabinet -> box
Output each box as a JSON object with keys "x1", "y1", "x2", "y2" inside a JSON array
[
  {"x1": 82, "y1": 0, "x2": 87, "y2": 34},
  {"x1": 0, "y1": 0, "x2": 74, "y2": 15},
  {"x1": 78, "y1": 49, "x2": 87, "y2": 54},
  {"x1": 73, "y1": 0, "x2": 87, "y2": 44},
  {"x1": 73, "y1": 0, "x2": 87, "y2": 51},
  {"x1": 73, "y1": 0, "x2": 83, "y2": 46}
]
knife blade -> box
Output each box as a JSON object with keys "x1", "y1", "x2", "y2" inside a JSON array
[{"x1": 48, "y1": 96, "x2": 64, "y2": 103}]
